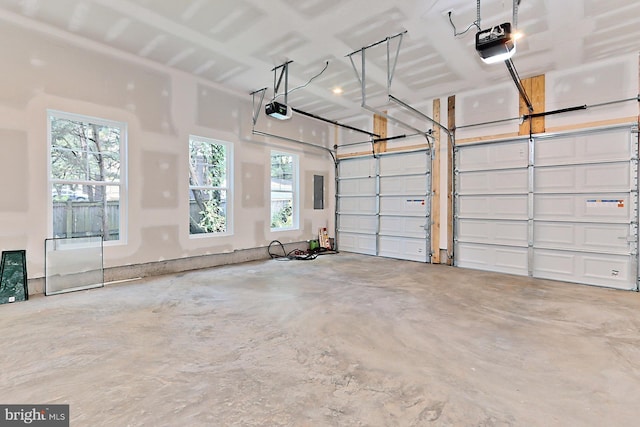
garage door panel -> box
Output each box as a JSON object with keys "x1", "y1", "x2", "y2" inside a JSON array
[
  {"x1": 455, "y1": 126, "x2": 638, "y2": 291},
  {"x1": 379, "y1": 152, "x2": 428, "y2": 176},
  {"x1": 535, "y1": 194, "x2": 630, "y2": 222},
  {"x1": 379, "y1": 236, "x2": 428, "y2": 262},
  {"x1": 339, "y1": 215, "x2": 377, "y2": 234},
  {"x1": 457, "y1": 219, "x2": 528, "y2": 246},
  {"x1": 533, "y1": 249, "x2": 634, "y2": 290},
  {"x1": 380, "y1": 216, "x2": 428, "y2": 239},
  {"x1": 535, "y1": 163, "x2": 630, "y2": 194},
  {"x1": 380, "y1": 196, "x2": 428, "y2": 216},
  {"x1": 380, "y1": 175, "x2": 428, "y2": 195},
  {"x1": 457, "y1": 140, "x2": 528, "y2": 171},
  {"x1": 338, "y1": 158, "x2": 376, "y2": 178},
  {"x1": 458, "y1": 169, "x2": 528, "y2": 195},
  {"x1": 338, "y1": 232, "x2": 376, "y2": 256},
  {"x1": 339, "y1": 197, "x2": 377, "y2": 214},
  {"x1": 337, "y1": 151, "x2": 431, "y2": 262},
  {"x1": 339, "y1": 178, "x2": 376, "y2": 196},
  {"x1": 456, "y1": 242, "x2": 528, "y2": 276},
  {"x1": 535, "y1": 129, "x2": 631, "y2": 166},
  {"x1": 458, "y1": 195, "x2": 528, "y2": 219},
  {"x1": 534, "y1": 221, "x2": 630, "y2": 254}
]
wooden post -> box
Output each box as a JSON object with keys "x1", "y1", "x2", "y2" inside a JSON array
[
  {"x1": 447, "y1": 95, "x2": 455, "y2": 266},
  {"x1": 431, "y1": 99, "x2": 441, "y2": 264},
  {"x1": 519, "y1": 74, "x2": 545, "y2": 135},
  {"x1": 373, "y1": 112, "x2": 387, "y2": 154}
]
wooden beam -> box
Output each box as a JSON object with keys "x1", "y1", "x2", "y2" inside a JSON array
[
  {"x1": 385, "y1": 144, "x2": 430, "y2": 153},
  {"x1": 545, "y1": 117, "x2": 638, "y2": 134},
  {"x1": 531, "y1": 76, "x2": 546, "y2": 133},
  {"x1": 456, "y1": 117, "x2": 638, "y2": 145},
  {"x1": 455, "y1": 132, "x2": 522, "y2": 145},
  {"x1": 337, "y1": 151, "x2": 373, "y2": 159},
  {"x1": 373, "y1": 112, "x2": 387, "y2": 154},
  {"x1": 336, "y1": 144, "x2": 431, "y2": 159},
  {"x1": 447, "y1": 95, "x2": 455, "y2": 266},
  {"x1": 519, "y1": 74, "x2": 545, "y2": 135},
  {"x1": 431, "y1": 98, "x2": 441, "y2": 264}
]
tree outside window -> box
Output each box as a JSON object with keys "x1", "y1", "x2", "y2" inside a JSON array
[
  {"x1": 271, "y1": 152, "x2": 297, "y2": 230},
  {"x1": 49, "y1": 111, "x2": 124, "y2": 242},
  {"x1": 189, "y1": 137, "x2": 231, "y2": 235}
]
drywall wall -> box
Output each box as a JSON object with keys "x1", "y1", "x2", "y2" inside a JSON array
[
  {"x1": 455, "y1": 53, "x2": 638, "y2": 140},
  {"x1": 545, "y1": 54, "x2": 638, "y2": 129},
  {"x1": 0, "y1": 21, "x2": 336, "y2": 282},
  {"x1": 455, "y1": 82, "x2": 520, "y2": 141},
  {"x1": 0, "y1": 130, "x2": 29, "y2": 213}
]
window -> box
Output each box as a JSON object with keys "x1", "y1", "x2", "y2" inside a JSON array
[
  {"x1": 271, "y1": 151, "x2": 298, "y2": 230},
  {"x1": 48, "y1": 111, "x2": 126, "y2": 242},
  {"x1": 189, "y1": 136, "x2": 231, "y2": 236}
]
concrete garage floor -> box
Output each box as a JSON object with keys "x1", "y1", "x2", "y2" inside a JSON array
[{"x1": 1, "y1": 253, "x2": 640, "y2": 426}]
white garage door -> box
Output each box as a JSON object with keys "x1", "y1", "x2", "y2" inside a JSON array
[
  {"x1": 336, "y1": 156, "x2": 377, "y2": 256},
  {"x1": 455, "y1": 125, "x2": 639, "y2": 290},
  {"x1": 337, "y1": 150, "x2": 432, "y2": 262},
  {"x1": 455, "y1": 137, "x2": 530, "y2": 275}
]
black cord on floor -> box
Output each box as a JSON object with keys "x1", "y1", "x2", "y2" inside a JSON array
[{"x1": 268, "y1": 240, "x2": 337, "y2": 261}]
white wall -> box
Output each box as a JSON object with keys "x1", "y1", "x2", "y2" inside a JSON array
[
  {"x1": 0, "y1": 21, "x2": 336, "y2": 279},
  {"x1": 545, "y1": 54, "x2": 638, "y2": 128},
  {"x1": 456, "y1": 53, "x2": 638, "y2": 138}
]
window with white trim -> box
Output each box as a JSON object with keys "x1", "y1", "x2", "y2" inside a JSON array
[
  {"x1": 189, "y1": 136, "x2": 232, "y2": 236},
  {"x1": 48, "y1": 111, "x2": 126, "y2": 242},
  {"x1": 270, "y1": 151, "x2": 298, "y2": 230}
]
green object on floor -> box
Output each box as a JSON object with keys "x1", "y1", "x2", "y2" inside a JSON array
[{"x1": 0, "y1": 250, "x2": 28, "y2": 305}]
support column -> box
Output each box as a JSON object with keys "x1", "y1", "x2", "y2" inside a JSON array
[
  {"x1": 431, "y1": 99, "x2": 441, "y2": 264},
  {"x1": 447, "y1": 95, "x2": 455, "y2": 265},
  {"x1": 519, "y1": 75, "x2": 546, "y2": 135},
  {"x1": 373, "y1": 112, "x2": 387, "y2": 155}
]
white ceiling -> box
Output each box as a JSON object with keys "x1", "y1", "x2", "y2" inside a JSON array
[{"x1": 0, "y1": 0, "x2": 638, "y2": 120}]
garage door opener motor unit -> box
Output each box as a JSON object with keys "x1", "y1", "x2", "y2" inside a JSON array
[
  {"x1": 475, "y1": 22, "x2": 515, "y2": 64},
  {"x1": 265, "y1": 101, "x2": 292, "y2": 120}
]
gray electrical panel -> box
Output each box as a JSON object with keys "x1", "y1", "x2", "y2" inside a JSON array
[{"x1": 313, "y1": 175, "x2": 324, "y2": 210}]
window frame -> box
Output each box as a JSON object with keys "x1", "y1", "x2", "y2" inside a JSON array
[
  {"x1": 188, "y1": 135, "x2": 233, "y2": 238},
  {"x1": 270, "y1": 150, "x2": 299, "y2": 232},
  {"x1": 47, "y1": 110, "x2": 128, "y2": 245}
]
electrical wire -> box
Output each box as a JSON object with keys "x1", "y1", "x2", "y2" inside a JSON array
[
  {"x1": 268, "y1": 239, "x2": 335, "y2": 261},
  {"x1": 268, "y1": 240, "x2": 317, "y2": 260},
  {"x1": 448, "y1": 11, "x2": 480, "y2": 37},
  {"x1": 271, "y1": 61, "x2": 330, "y2": 102}
]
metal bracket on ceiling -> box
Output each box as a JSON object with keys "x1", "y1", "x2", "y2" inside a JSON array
[
  {"x1": 250, "y1": 74, "x2": 338, "y2": 165},
  {"x1": 250, "y1": 87, "x2": 267, "y2": 126},
  {"x1": 345, "y1": 31, "x2": 450, "y2": 154},
  {"x1": 272, "y1": 60, "x2": 293, "y2": 104},
  {"x1": 255, "y1": 61, "x2": 377, "y2": 138},
  {"x1": 346, "y1": 31, "x2": 406, "y2": 103}
]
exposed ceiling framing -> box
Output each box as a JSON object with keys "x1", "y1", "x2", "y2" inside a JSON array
[{"x1": 0, "y1": 0, "x2": 638, "y2": 120}]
